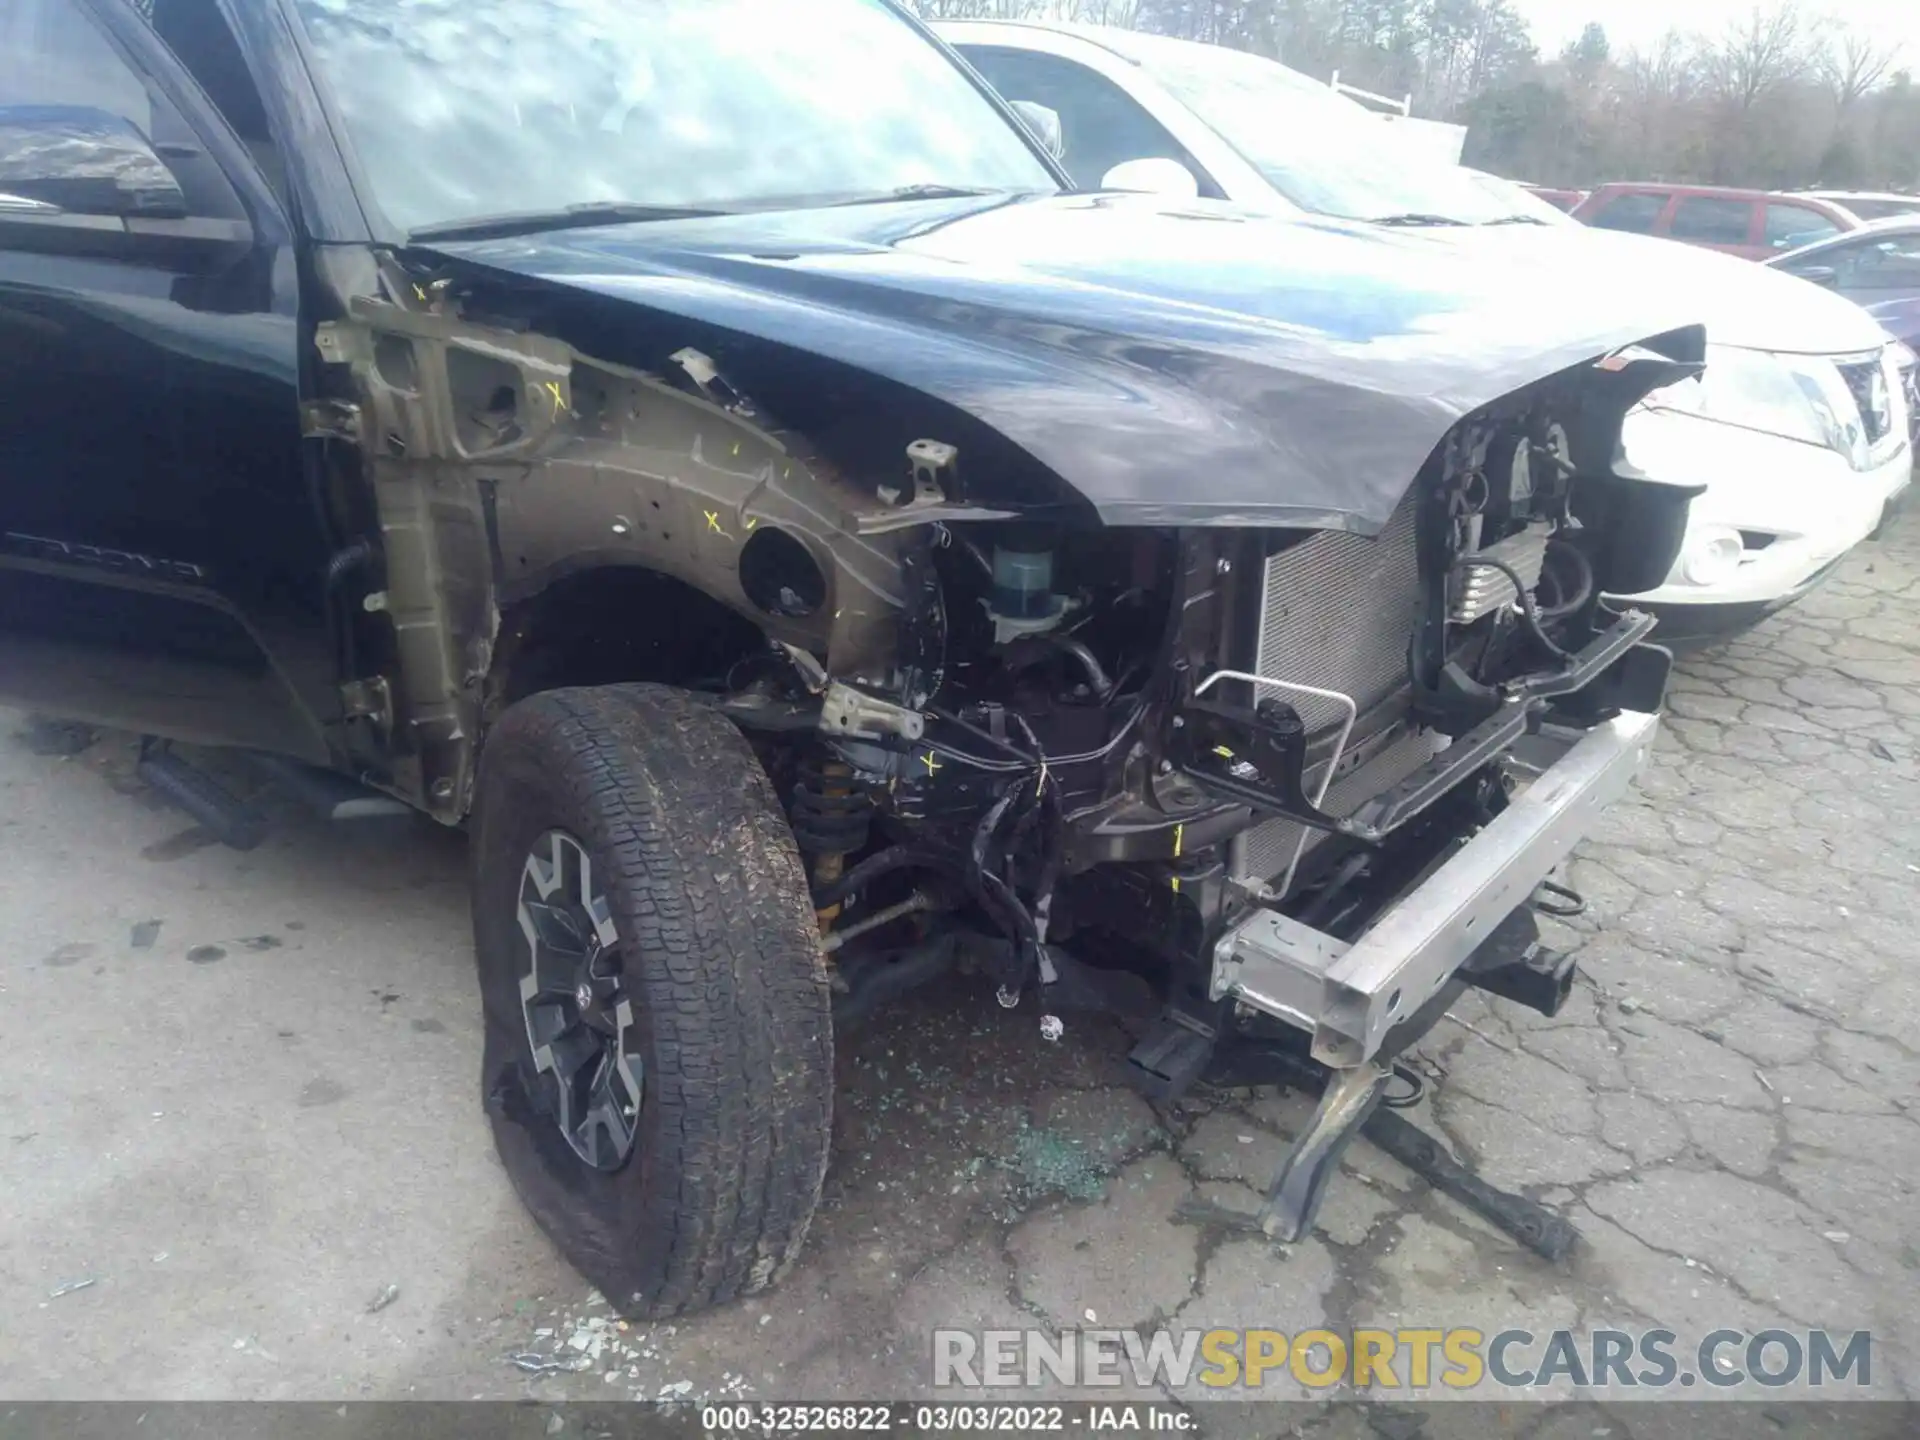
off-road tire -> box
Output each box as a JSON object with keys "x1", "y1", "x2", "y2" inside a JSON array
[{"x1": 471, "y1": 684, "x2": 832, "y2": 1318}]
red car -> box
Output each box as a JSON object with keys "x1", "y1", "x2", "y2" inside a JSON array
[
  {"x1": 1523, "y1": 185, "x2": 1587, "y2": 212},
  {"x1": 1571, "y1": 183, "x2": 1860, "y2": 260}
]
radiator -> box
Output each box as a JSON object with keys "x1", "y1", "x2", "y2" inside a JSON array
[{"x1": 1232, "y1": 489, "x2": 1429, "y2": 888}]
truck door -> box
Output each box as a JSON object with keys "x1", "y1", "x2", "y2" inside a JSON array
[{"x1": 0, "y1": 0, "x2": 332, "y2": 762}]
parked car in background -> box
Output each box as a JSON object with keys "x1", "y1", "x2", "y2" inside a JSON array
[
  {"x1": 1524, "y1": 184, "x2": 1587, "y2": 212},
  {"x1": 1571, "y1": 183, "x2": 1860, "y2": 260},
  {"x1": 944, "y1": 21, "x2": 1577, "y2": 221},
  {"x1": 1464, "y1": 168, "x2": 1578, "y2": 225},
  {"x1": 1772, "y1": 221, "x2": 1920, "y2": 450},
  {"x1": 1770, "y1": 219, "x2": 1920, "y2": 323},
  {"x1": 1795, "y1": 190, "x2": 1920, "y2": 223},
  {"x1": 940, "y1": 20, "x2": 1912, "y2": 642},
  {"x1": 1899, "y1": 332, "x2": 1920, "y2": 451}
]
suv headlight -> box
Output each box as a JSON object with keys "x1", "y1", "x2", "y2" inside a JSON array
[{"x1": 1642, "y1": 342, "x2": 1876, "y2": 470}]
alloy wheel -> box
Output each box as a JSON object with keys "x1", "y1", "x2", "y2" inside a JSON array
[{"x1": 516, "y1": 830, "x2": 643, "y2": 1170}]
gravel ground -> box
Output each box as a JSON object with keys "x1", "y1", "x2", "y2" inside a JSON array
[{"x1": 1, "y1": 516, "x2": 1915, "y2": 1419}]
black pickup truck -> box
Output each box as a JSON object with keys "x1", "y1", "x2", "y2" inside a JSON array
[{"x1": 0, "y1": 0, "x2": 1701, "y2": 1317}]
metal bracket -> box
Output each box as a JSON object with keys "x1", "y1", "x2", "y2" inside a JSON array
[
  {"x1": 877, "y1": 438, "x2": 957, "y2": 509},
  {"x1": 1168, "y1": 696, "x2": 1353, "y2": 834},
  {"x1": 1256, "y1": 1061, "x2": 1390, "y2": 1240},
  {"x1": 1346, "y1": 698, "x2": 1535, "y2": 835},
  {"x1": 1210, "y1": 909, "x2": 1349, "y2": 1026},
  {"x1": 300, "y1": 398, "x2": 362, "y2": 442},
  {"x1": 820, "y1": 681, "x2": 925, "y2": 744},
  {"x1": 1181, "y1": 1040, "x2": 1582, "y2": 1260},
  {"x1": 904, "y1": 439, "x2": 956, "y2": 505},
  {"x1": 669, "y1": 347, "x2": 759, "y2": 417},
  {"x1": 340, "y1": 675, "x2": 393, "y2": 736}
]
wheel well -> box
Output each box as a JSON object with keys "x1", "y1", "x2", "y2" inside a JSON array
[{"x1": 490, "y1": 566, "x2": 768, "y2": 710}]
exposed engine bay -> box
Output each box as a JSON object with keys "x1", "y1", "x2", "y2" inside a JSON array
[{"x1": 696, "y1": 346, "x2": 1694, "y2": 1065}]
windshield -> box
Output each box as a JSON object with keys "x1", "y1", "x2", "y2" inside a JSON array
[
  {"x1": 290, "y1": 0, "x2": 1058, "y2": 235},
  {"x1": 1109, "y1": 33, "x2": 1517, "y2": 224},
  {"x1": 1841, "y1": 198, "x2": 1920, "y2": 222}
]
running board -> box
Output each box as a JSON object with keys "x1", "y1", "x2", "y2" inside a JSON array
[
  {"x1": 136, "y1": 742, "x2": 412, "y2": 851},
  {"x1": 137, "y1": 740, "x2": 265, "y2": 851},
  {"x1": 246, "y1": 752, "x2": 413, "y2": 822}
]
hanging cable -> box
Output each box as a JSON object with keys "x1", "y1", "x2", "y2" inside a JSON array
[
  {"x1": 1451, "y1": 554, "x2": 1571, "y2": 662},
  {"x1": 1535, "y1": 538, "x2": 1595, "y2": 621}
]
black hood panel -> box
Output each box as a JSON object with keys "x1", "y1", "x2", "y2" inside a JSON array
[{"x1": 425, "y1": 193, "x2": 1706, "y2": 531}]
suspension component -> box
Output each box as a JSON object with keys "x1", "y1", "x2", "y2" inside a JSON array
[{"x1": 791, "y1": 755, "x2": 873, "y2": 932}]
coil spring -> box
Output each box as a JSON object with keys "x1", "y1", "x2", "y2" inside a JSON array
[{"x1": 790, "y1": 756, "x2": 873, "y2": 856}]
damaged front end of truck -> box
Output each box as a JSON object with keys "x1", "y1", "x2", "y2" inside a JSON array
[{"x1": 302, "y1": 204, "x2": 1705, "y2": 1251}]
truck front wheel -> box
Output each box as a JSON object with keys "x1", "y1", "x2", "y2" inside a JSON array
[{"x1": 470, "y1": 684, "x2": 832, "y2": 1317}]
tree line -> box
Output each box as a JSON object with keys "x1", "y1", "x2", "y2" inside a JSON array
[{"x1": 908, "y1": 0, "x2": 1920, "y2": 192}]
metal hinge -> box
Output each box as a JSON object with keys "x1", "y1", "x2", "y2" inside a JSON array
[
  {"x1": 340, "y1": 675, "x2": 393, "y2": 735},
  {"x1": 301, "y1": 398, "x2": 362, "y2": 442}
]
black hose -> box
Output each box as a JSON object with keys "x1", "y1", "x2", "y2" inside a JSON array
[
  {"x1": 1028, "y1": 780, "x2": 1067, "y2": 948},
  {"x1": 1536, "y1": 539, "x2": 1595, "y2": 621},
  {"x1": 323, "y1": 537, "x2": 375, "y2": 591},
  {"x1": 1041, "y1": 635, "x2": 1114, "y2": 699},
  {"x1": 1452, "y1": 554, "x2": 1571, "y2": 661},
  {"x1": 1383, "y1": 1063, "x2": 1426, "y2": 1109},
  {"x1": 969, "y1": 784, "x2": 1041, "y2": 979},
  {"x1": 1001, "y1": 715, "x2": 1067, "y2": 955}
]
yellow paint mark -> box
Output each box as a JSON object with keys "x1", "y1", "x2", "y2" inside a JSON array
[
  {"x1": 542, "y1": 380, "x2": 565, "y2": 416},
  {"x1": 703, "y1": 510, "x2": 730, "y2": 538},
  {"x1": 732, "y1": 441, "x2": 742, "y2": 457},
  {"x1": 1173, "y1": 822, "x2": 1185, "y2": 859},
  {"x1": 1213, "y1": 745, "x2": 1236, "y2": 760},
  {"x1": 412, "y1": 283, "x2": 428, "y2": 303},
  {"x1": 1170, "y1": 875, "x2": 1182, "y2": 894},
  {"x1": 921, "y1": 752, "x2": 943, "y2": 777},
  {"x1": 745, "y1": 517, "x2": 759, "y2": 531}
]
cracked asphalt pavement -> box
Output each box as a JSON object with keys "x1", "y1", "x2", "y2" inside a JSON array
[{"x1": 2, "y1": 517, "x2": 1916, "y2": 1414}]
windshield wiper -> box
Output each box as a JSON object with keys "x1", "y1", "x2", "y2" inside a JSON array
[
  {"x1": 1370, "y1": 212, "x2": 1469, "y2": 227},
  {"x1": 824, "y1": 184, "x2": 1010, "y2": 208},
  {"x1": 1485, "y1": 214, "x2": 1548, "y2": 226},
  {"x1": 407, "y1": 201, "x2": 735, "y2": 243}
]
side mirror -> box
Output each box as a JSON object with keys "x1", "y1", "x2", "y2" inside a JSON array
[
  {"x1": 1099, "y1": 157, "x2": 1201, "y2": 200},
  {"x1": 0, "y1": 104, "x2": 187, "y2": 219},
  {"x1": 1791, "y1": 263, "x2": 1840, "y2": 289},
  {"x1": 1008, "y1": 100, "x2": 1064, "y2": 162}
]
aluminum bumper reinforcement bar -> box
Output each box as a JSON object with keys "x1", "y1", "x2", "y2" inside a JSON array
[{"x1": 1211, "y1": 707, "x2": 1660, "y2": 1068}]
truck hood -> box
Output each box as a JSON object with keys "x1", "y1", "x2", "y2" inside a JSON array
[{"x1": 423, "y1": 192, "x2": 1705, "y2": 531}]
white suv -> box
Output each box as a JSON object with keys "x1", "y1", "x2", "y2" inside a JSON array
[{"x1": 941, "y1": 19, "x2": 1914, "y2": 643}]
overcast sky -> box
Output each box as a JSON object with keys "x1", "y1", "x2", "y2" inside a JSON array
[{"x1": 1508, "y1": 0, "x2": 1920, "y2": 67}]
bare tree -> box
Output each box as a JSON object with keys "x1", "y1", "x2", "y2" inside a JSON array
[
  {"x1": 1059, "y1": 0, "x2": 1145, "y2": 24},
  {"x1": 906, "y1": 0, "x2": 1051, "y2": 19},
  {"x1": 905, "y1": 0, "x2": 1910, "y2": 190},
  {"x1": 1621, "y1": 29, "x2": 1705, "y2": 108},
  {"x1": 1821, "y1": 23, "x2": 1902, "y2": 112},
  {"x1": 909, "y1": 0, "x2": 1142, "y2": 18},
  {"x1": 1707, "y1": 2, "x2": 1813, "y2": 111}
]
